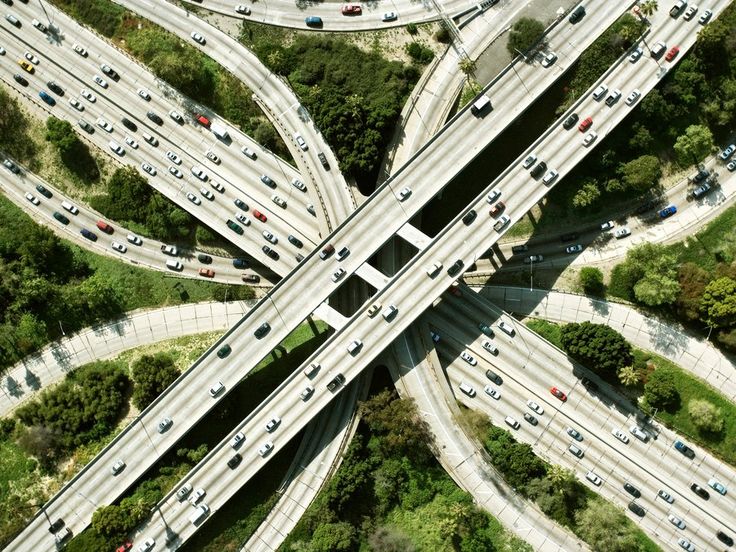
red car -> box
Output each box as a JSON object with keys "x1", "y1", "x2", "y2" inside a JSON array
[
  {"x1": 116, "y1": 543, "x2": 132, "y2": 552},
  {"x1": 96, "y1": 220, "x2": 114, "y2": 234},
  {"x1": 198, "y1": 268, "x2": 215, "y2": 278},
  {"x1": 253, "y1": 210, "x2": 267, "y2": 223},
  {"x1": 196, "y1": 114, "x2": 211, "y2": 127},
  {"x1": 550, "y1": 387, "x2": 567, "y2": 401},
  {"x1": 578, "y1": 117, "x2": 592, "y2": 132},
  {"x1": 489, "y1": 201, "x2": 505, "y2": 217},
  {"x1": 341, "y1": 4, "x2": 362, "y2": 15},
  {"x1": 665, "y1": 46, "x2": 680, "y2": 61}
]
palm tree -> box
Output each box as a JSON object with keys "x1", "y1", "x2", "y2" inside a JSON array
[
  {"x1": 639, "y1": 0, "x2": 659, "y2": 20},
  {"x1": 618, "y1": 365, "x2": 640, "y2": 387},
  {"x1": 547, "y1": 464, "x2": 574, "y2": 488}
]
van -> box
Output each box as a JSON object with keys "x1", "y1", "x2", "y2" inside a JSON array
[
  {"x1": 470, "y1": 95, "x2": 492, "y2": 116},
  {"x1": 61, "y1": 201, "x2": 79, "y2": 215},
  {"x1": 568, "y1": 5, "x2": 585, "y2": 23},
  {"x1": 459, "y1": 382, "x2": 476, "y2": 397},
  {"x1": 142, "y1": 132, "x2": 158, "y2": 146},
  {"x1": 592, "y1": 84, "x2": 608, "y2": 100},
  {"x1": 190, "y1": 504, "x2": 210, "y2": 525},
  {"x1": 505, "y1": 416, "x2": 520, "y2": 429},
  {"x1": 166, "y1": 259, "x2": 183, "y2": 271},
  {"x1": 347, "y1": 339, "x2": 362, "y2": 355}
]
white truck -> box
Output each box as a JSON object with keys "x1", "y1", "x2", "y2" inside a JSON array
[{"x1": 211, "y1": 122, "x2": 230, "y2": 141}]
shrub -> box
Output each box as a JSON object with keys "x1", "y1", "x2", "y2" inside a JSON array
[
  {"x1": 507, "y1": 18, "x2": 545, "y2": 56},
  {"x1": 643, "y1": 369, "x2": 679, "y2": 410},
  {"x1": 559, "y1": 322, "x2": 633, "y2": 380},
  {"x1": 406, "y1": 42, "x2": 434, "y2": 64},
  {"x1": 579, "y1": 267, "x2": 605, "y2": 295},
  {"x1": 434, "y1": 26, "x2": 451, "y2": 43},
  {"x1": 131, "y1": 353, "x2": 180, "y2": 410},
  {"x1": 406, "y1": 23, "x2": 418, "y2": 35},
  {"x1": 688, "y1": 399, "x2": 724, "y2": 433}
]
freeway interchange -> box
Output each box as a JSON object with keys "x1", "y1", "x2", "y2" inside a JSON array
[{"x1": 2, "y1": 0, "x2": 735, "y2": 551}]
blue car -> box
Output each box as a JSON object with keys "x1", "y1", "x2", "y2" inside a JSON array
[
  {"x1": 80, "y1": 228, "x2": 97, "y2": 241},
  {"x1": 232, "y1": 258, "x2": 249, "y2": 269},
  {"x1": 674, "y1": 440, "x2": 695, "y2": 458},
  {"x1": 39, "y1": 90, "x2": 56, "y2": 106},
  {"x1": 305, "y1": 16, "x2": 322, "y2": 27},
  {"x1": 659, "y1": 205, "x2": 677, "y2": 218}
]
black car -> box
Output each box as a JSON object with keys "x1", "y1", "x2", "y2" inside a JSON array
[
  {"x1": 569, "y1": 5, "x2": 585, "y2": 23},
  {"x1": 217, "y1": 344, "x2": 231, "y2": 358},
  {"x1": 226, "y1": 219, "x2": 244, "y2": 235},
  {"x1": 716, "y1": 531, "x2": 734, "y2": 546},
  {"x1": 262, "y1": 245, "x2": 279, "y2": 260},
  {"x1": 47, "y1": 81, "x2": 64, "y2": 96},
  {"x1": 1, "y1": 0, "x2": 13, "y2": 6},
  {"x1": 485, "y1": 369, "x2": 502, "y2": 385},
  {"x1": 623, "y1": 482, "x2": 641, "y2": 498},
  {"x1": 242, "y1": 274, "x2": 260, "y2": 283},
  {"x1": 36, "y1": 184, "x2": 53, "y2": 198},
  {"x1": 80, "y1": 228, "x2": 97, "y2": 241},
  {"x1": 227, "y1": 453, "x2": 242, "y2": 469},
  {"x1": 198, "y1": 253, "x2": 212, "y2": 264},
  {"x1": 523, "y1": 412, "x2": 538, "y2": 425},
  {"x1": 581, "y1": 377, "x2": 598, "y2": 391},
  {"x1": 121, "y1": 117, "x2": 137, "y2": 132},
  {"x1": 530, "y1": 161, "x2": 547, "y2": 178},
  {"x1": 562, "y1": 113, "x2": 579, "y2": 130},
  {"x1": 48, "y1": 519, "x2": 64, "y2": 534},
  {"x1": 254, "y1": 322, "x2": 271, "y2": 339},
  {"x1": 462, "y1": 209, "x2": 477, "y2": 225},
  {"x1": 234, "y1": 198, "x2": 248, "y2": 211},
  {"x1": 147, "y1": 111, "x2": 163, "y2": 125},
  {"x1": 100, "y1": 63, "x2": 119, "y2": 80},
  {"x1": 13, "y1": 73, "x2": 28, "y2": 86},
  {"x1": 447, "y1": 259, "x2": 464, "y2": 276},
  {"x1": 627, "y1": 502, "x2": 645, "y2": 517},
  {"x1": 511, "y1": 244, "x2": 529, "y2": 254},
  {"x1": 287, "y1": 235, "x2": 303, "y2": 248},
  {"x1": 233, "y1": 258, "x2": 249, "y2": 269},
  {"x1": 327, "y1": 373, "x2": 346, "y2": 392},
  {"x1": 53, "y1": 211, "x2": 69, "y2": 225},
  {"x1": 691, "y1": 483, "x2": 710, "y2": 499},
  {"x1": 318, "y1": 152, "x2": 329, "y2": 169}
]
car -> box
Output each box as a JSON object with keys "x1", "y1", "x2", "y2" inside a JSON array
[
  {"x1": 625, "y1": 89, "x2": 641, "y2": 106},
  {"x1": 258, "y1": 442, "x2": 274, "y2": 457},
  {"x1": 484, "y1": 385, "x2": 500, "y2": 399},
  {"x1": 692, "y1": 168, "x2": 710, "y2": 182},
  {"x1": 628, "y1": 46, "x2": 643, "y2": 63},
  {"x1": 81, "y1": 89, "x2": 96, "y2": 102},
  {"x1": 53, "y1": 212, "x2": 69, "y2": 225},
  {"x1": 530, "y1": 161, "x2": 547, "y2": 178},
  {"x1": 18, "y1": 59, "x2": 34, "y2": 74},
  {"x1": 683, "y1": 4, "x2": 698, "y2": 19},
  {"x1": 80, "y1": 228, "x2": 97, "y2": 241},
  {"x1": 482, "y1": 340, "x2": 498, "y2": 354},
  {"x1": 307, "y1": 203, "x2": 317, "y2": 216},
  {"x1": 484, "y1": 369, "x2": 502, "y2": 385},
  {"x1": 665, "y1": 46, "x2": 680, "y2": 62},
  {"x1": 121, "y1": 118, "x2": 137, "y2": 132},
  {"x1": 125, "y1": 136, "x2": 138, "y2": 149},
  {"x1": 580, "y1": 130, "x2": 598, "y2": 147},
  {"x1": 331, "y1": 268, "x2": 346, "y2": 282},
  {"x1": 24, "y1": 51, "x2": 40, "y2": 65},
  {"x1": 550, "y1": 387, "x2": 567, "y2": 401},
  {"x1": 69, "y1": 98, "x2": 84, "y2": 111},
  {"x1": 169, "y1": 167, "x2": 183, "y2": 179},
  {"x1": 478, "y1": 323, "x2": 494, "y2": 337},
  {"x1": 288, "y1": 235, "x2": 303, "y2": 248},
  {"x1": 232, "y1": 198, "x2": 249, "y2": 212},
  {"x1": 5, "y1": 13, "x2": 20, "y2": 27},
  {"x1": 189, "y1": 488, "x2": 206, "y2": 505},
  {"x1": 109, "y1": 141, "x2": 125, "y2": 156},
  {"x1": 24, "y1": 192, "x2": 39, "y2": 205},
  {"x1": 657, "y1": 489, "x2": 674, "y2": 503},
  {"x1": 366, "y1": 303, "x2": 381, "y2": 318},
  {"x1": 678, "y1": 538, "x2": 695, "y2": 552},
  {"x1": 341, "y1": 4, "x2": 362, "y2": 15},
  {"x1": 287, "y1": 178, "x2": 307, "y2": 194},
  {"x1": 262, "y1": 230, "x2": 278, "y2": 244},
  {"x1": 93, "y1": 75, "x2": 108, "y2": 88},
  {"x1": 629, "y1": 426, "x2": 648, "y2": 441},
  {"x1": 235, "y1": 4, "x2": 251, "y2": 14},
  {"x1": 659, "y1": 205, "x2": 677, "y2": 218},
  {"x1": 200, "y1": 187, "x2": 214, "y2": 201},
  {"x1": 36, "y1": 185, "x2": 53, "y2": 199},
  {"x1": 489, "y1": 201, "x2": 505, "y2": 217},
  {"x1": 605, "y1": 89, "x2": 621, "y2": 106},
  {"x1": 127, "y1": 234, "x2": 143, "y2": 246},
  {"x1": 600, "y1": 220, "x2": 615, "y2": 231},
  {"x1": 157, "y1": 417, "x2": 173, "y2": 433},
  {"x1": 397, "y1": 187, "x2": 412, "y2": 201},
  {"x1": 611, "y1": 428, "x2": 630, "y2": 444},
  {"x1": 230, "y1": 431, "x2": 245, "y2": 448},
  {"x1": 265, "y1": 416, "x2": 281, "y2": 432},
  {"x1": 13, "y1": 73, "x2": 28, "y2": 86},
  {"x1": 176, "y1": 483, "x2": 193, "y2": 501},
  {"x1": 135, "y1": 87, "x2": 151, "y2": 101},
  {"x1": 628, "y1": 502, "x2": 645, "y2": 517},
  {"x1": 111, "y1": 459, "x2": 126, "y2": 475},
  {"x1": 253, "y1": 210, "x2": 267, "y2": 222},
  {"x1": 668, "y1": 514, "x2": 686, "y2": 529},
  {"x1": 716, "y1": 531, "x2": 734, "y2": 546},
  {"x1": 614, "y1": 227, "x2": 631, "y2": 239},
  {"x1": 3, "y1": 159, "x2": 18, "y2": 174},
  {"x1": 48, "y1": 519, "x2": 65, "y2": 535},
  {"x1": 100, "y1": 63, "x2": 118, "y2": 79},
  {"x1": 566, "y1": 427, "x2": 582, "y2": 441},
  {"x1": 566, "y1": 244, "x2": 583, "y2": 254},
  {"x1": 236, "y1": 213, "x2": 251, "y2": 226},
  {"x1": 141, "y1": 162, "x2": 156, "y2": 176},
  {"x1": 586, "y1": 471, "x2": 602, "y2": 485},
  {"x1": 163, "y1": 151, "x2": 181, "y2": 166},
  {"x1": 523, "y1": 412, "x2": 538, "y2": 425},
  {"x1": 522, "y1": 153, "x2": 538, "y2": 168},
  {"x1": 39, "y1": 91, "x2": 56, "y2": 106},
  {"x1": 462, "y1": 209, "x2": 477, "y2": 225},
  {"x1": 73, "y1": 43, "x2": 88, "y2": 56},
  {"x1": 699, "y1": 9, "x2": 712, "y2": 23},
  {"x1": 592, "y1": 84, "x2": 608, "y2": 100},
  {"x1": 169, "y1": 110, "x2": 184, "y2": 123},
  {"x1": 191, "y1": 166, "x2": 208, "y2": 181},
  {"x1": 460, "y1": 351, "x2": 477, "y2": 366},
  {"x1": 504, "y1": 416, "x2": 520, "y2": 429},
  {"x1": 708, "y1": 478, "x2": 727, "y2": 495},
  {"x1": 719, "y1": 144, "x2": 736, "y2": 160},
  {"x1": 728, "y1": 161, "x2": 736, "y2": 172},
  {"x1": 623, "y1": 482, "x2": 641, "y2": 498},
  {"x1": 497, "y1": 321, "x2": 515, "y2": 336},
  {"x1": 255, "y1": 322, "x2": 271, "y2": 338},
  {"x1": 196, "y1": 253, "x2": 213, "y2": 265},
  {"x1": 563, "y1": 114, "x2": 580, "y2": 132},
  {"x1": 96, "y1": 117, "x2": 113, "y2": 132},
  {"x1": 382, "y1": 11, "x2": 398, "y2": 21},
  {"x1": 111, "y1": 242, "x2": 127, "y2": 254},
  {"x1": 541, "y1": 52, "x2": 557, "y2": 67},
  {"x1": 147, "y1": 111, "x2": 163, "y2": 125},
  {"x1": 674, "y1": 440, "x2": 696, "y2": 458},
  {"x1": 568, "y1": 443, "x2": 584, "y2": 458},
  {"x1": 227, "y1": 453, "x2": 242, "y2": 469},
  {"x1": 227, "y1": 220, "x2": 244, "y2": 235},
  {"x1": 447, "y1": 259, "x2": 464, "y2": 276},
  {"x1": 691, "y1": 483, "x2": 710, "y2": 499},
  {"x1": 272, "y1": 195, "x2": 287, "y2": 208},
  {"x1": 486, "y1": 189, "x2": 502, "y2": 204},
  {"x1": 78, "y1": 119, "x2": 94, "y2": 133},
  {"x1": 209, "y1": 381, "x2": 225, "y2": 398},
  {"x1": 198, "y1": 268, "x2": 215, "y2": 278},
  {"x1": 300, "y1": 385, "x2": 315, "y2": 400},
  {"x1": 136, "y1": 538, "x2": 155, "y2": 552},
  {"x1": 293, "y1": 133, "x2": 308, "y2": 151},
  {"x1": 523, "y1": 255, "x2": 543, "y2": 264},
  {"x1": 526, "y1": 400, "x2": 543, "y2": 415}
]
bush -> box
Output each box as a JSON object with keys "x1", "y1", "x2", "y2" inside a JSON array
[
  {"x1": 643, "y1": 369, "x2": 679, "y2": 410},
  {"x1": 434, "y1": 26, "x2": 451, "y2": 43},
  {"x1": 579, "y1": 267, "x2": 605, "y2": 295},
  {"x1": 484, "y1": 425, "x2": 546, "y2": 493},
  {"x1": 507, "y1": 18, "x2": 545, "y2": 56},
  {"x1": 131, "y1": 353, "x2": 180, "y2": 410},
  {"x1": 406, "y1": 23, "x2": 418, "y2": 35},
  {"x1": 406, "y1": 42, "x2": 434, "y2": 64},
  {"x1": 688, "y1": 399, "x2": 724, "y2": 433},
  {"x1": 559, "y1": 322, "x2": 633, "y2": 381}
]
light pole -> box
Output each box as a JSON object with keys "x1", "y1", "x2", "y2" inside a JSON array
[{"x1": 529, "y1": 257, "x2": 533, "y2": 291}]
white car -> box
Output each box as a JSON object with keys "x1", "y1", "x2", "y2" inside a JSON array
[
  {"x1": 127, "y1": 234, "x2": 143, "y2": 245},
  {"x1": 206, "y1": 150, "x2": 221, "y2": 164},
  {"x1": 497, "y1": 321, "x2": 515, "y2": 336},
  {"x1": 628, "y1": 47, "x2": 643, "y2": 63},
  {"x1": 582, "y1": 131, "x2": 597, "y2": 147},
  {"x1": 382, "y1": 11, "x2": 398, "y2": 21},
  {"x1": 157, "y1": 417, "x2": 173, "y2": 433},
  {"x1": 585, "y1": 471, "x2": 601, "y2": 486},
  {"x1": 25, "y1": 192, "x2": 40, "y2": 205},
  {"x1": 235, "y1": 213, "x2": 251, "y2": 226},
  {"x1": 235, "y1": 5, "x2": 252, "y2": 15},
  {"x1": 68, "y1": 98, "x2": 84, "y2": 111},
  {"x1": 258, "y1": 442, "x2": 274, "y2": 457},
  {"x1": 189, "y1": 488, "x2": 206, "y2": 505},
  {"x1": 0, "y1": 47, "x2": 4, "y2": 55},
  {"x1": 677, "y1": 538, "x2": 695, "y2": 552},
  {"x1": 230, "y1": 431, "x2": 245, "y2": 448},
  {"x1": 611, "y1": 428, "x2": 630, "y2": 444},
  {"x1": 482, "y1": 340, "x2": 498, "y2": 354},
  {"x1": 699, "y1": 9, "x2": 712, "y2": 23},
  {"x1": 625, "y1": 89, "x2": 641, "y2": 106},
  {"x1": 24, "y1": 51, "x2": 39, "y2": 64},
  {"x1": 484, "y1": 385, "x2": 501, "y2": 399},
  {"x1": 262, "y1": 230, "x2": 278, "y2": 244},
  {"x1": 136, "y1": 538, "x2": 155, "y2": 552},
  {"x1": 191, "y1": 166, "x2": 208, "y2": 181},
  {"x1": 600, "y1": 220, "x2": 615, "y2": 231},
  {"x1": 668, "y1": 514, "x2": 686, "y2": 530},
  {"x1": 265, "y1": 416, "x2": 281, "y2": 432},
  {"x1": 331, "y1": 268, "x2": 346, "y2": 282},
  {"x1": 657, "y1": 489, "x2": 674, "y2": 503},
  {"x1": 93, "y1": 75, "x2": 108, "y2": 88},
  {"x1": 109, "y1": 141, "x2": 125, "y2": 156},
  {"x1": 211, "y1": 181, "x2": 225, "y2": 193},
  {"x1": 294, "y1": 133, "x2": 308, "y2": 151},
  {"x1": 137, "y1": 88, "x2": 151, "y2": 101},
  {"x1": 186, "y1": 192, "x2": 201, "y2": 205},
  {"x1": 73, "y1": 43, "x2": 88, "y2": 56},
  {"x1": 141, "y1": 162, "x2": 156, "y2": 176},
  {"x1": 272, "y1": 195, "x2": 287, "y2": 208},
  {"x1": 111, "y1": 241, "x2": 127, "y2": 253},
  {"x1": 300, "y1": 385, "x2": 315, "y2": 400},
  {"x1": 629, "y1": 425, "x2": 648, "y2": 441},
  {"x1": 398, "y1": 187, "x2": 412, "y2": 201},
  {"x1": 614, "y1": 227, "x2": 631, "y2": 239},
  {"x1": 169, "y1": 166, "x2": 183, "y2": 179},
  {"x1": 125, "y1": 136, "x2": 139, "y2": 149},
  {"x1": 111, "y1": 459, "x2": 126, "y2": 475},
  {"x1": 460, "y1": 351, "x2": 477, "y2": 366},
  {"x1": 683, "y1": 4, "x2": 698, "y2": 19},
  {"x1": 542, "y1": 169, "x2": 558, "y2": 184},
  {"x1": 487, "y1": 189, "x2": 501, "y2": 203},
  {"x1": 291, "y1": 178, "x2": 307, "y2": 191},
  {"x1": 526, "y1": 400, "x2": 544, "y2": 415},
  {"x1": 96, "y1": 117, "x2": 113, "y2": 132},
  {"x1": 81, "y1": 89, "x2": 97, "y2": 102},
  {"x1": 166, "y1": 150, "x2": 182, "y2": 165},
  {"x1": 522, "y1": 154, "x2": 537, "y2": 168},
  {"x1": 169, "y1": 110, "x2": 184, "y2": 123},
  {"x1": 200, "y1": 187, "x2": 214, "y2": 201},
  {"x1": 565, "y1": 244, "x2": 583, "y2": 254},
  {"x1": 541, "y1": 52, "x2": 557, "y2": 67},
  {"x1": 191, "y1": 31, "x2": 206, "y2": 44}
]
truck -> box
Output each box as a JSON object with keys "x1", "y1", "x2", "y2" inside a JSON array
[
  {"x1": 211, "y1": 122, "x2": 230, "y2": 141},
  {"x1": 670, "y1": 0, "x2": 686, "y2": 17}
]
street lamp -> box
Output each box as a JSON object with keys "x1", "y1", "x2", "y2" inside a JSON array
[{"x1": 529, "y1": 257, "x2": 533, "y2": 291}]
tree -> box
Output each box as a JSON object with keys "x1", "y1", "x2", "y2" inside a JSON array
[
  {"x1": 633, "y1": 272, "x2": 681, "y2": 306},
  {"x1": 688, "y1": 399, "x2": 724, "y2": 433},
  {"x1": 45, "y1": 117, "x2": 79, "y2": 155},
  {"x1": 676, "y1": 263, "x2": 711, "y2": 323},
  {"x1": 484, "y1": 425, "x2": 546, "y2": 491},
  {"x1": 673, "y1": 124, "x2": 714, "y2": 165},
  {"x1": 368, "y1": 526, "x2": 416, "y2": 552},
  {"x1": 617, "y1": 155, "x2": 662, "y2": 192},
  {"x1": 91, "y1": 505, "x2": 132, "y2": 542},
  {"x1": 559, "y1": 322, "x2": 633, "y2": 380},
  {"x1": 458, "y1": 56, "x2": 477, "y2": 76},
  {"x1": 579, "y1": 267, "x2": 604, "y2": 296},
  {"x1": 643, "y1": 369, "x2": 679, "y2": 410},
  {"x1": 16, "y1": 425, "x2": 61, "y2": 470},
  {"x1": 699, "y1": 277, "x2": 736, "y2": 329},
  {"x1": 507, "y1": 18, "x2": 545, "y2": 56},
  {"x1": 571, "y1": 181, "x2": 601, "y2": 209},
  {"x1": 310, "y1": 521, "x2": 356, "y2": 551},
  {"x1": 575, "y1": 499, "x2": 640, "y2": 552},
  {"x1": 617, "y1": 366, "x2": 640, "y2": 387},
  {"x1": 131, "y1": 353, "x2": 180, "y2": 410},
  {"x1": 638, "y1": 0, "x2": 658, "y2": 19}
]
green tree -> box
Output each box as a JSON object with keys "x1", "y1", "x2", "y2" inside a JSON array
[
  {"x1": 617, "y1": 366, "x2": 640, "y2": 387},
  {"x1": 633, "y1": 272, "x2": 681, "y2": 306},
  {"x1": 673, "y1": 124, "x2": 714, "y2": 165},
  {"x1": 91, "y1": 504, "x2": 131, "y2": 542},
  {"x1": 310, "y1": 521, "x2": 356, "y2": 551},
  {"x1": 484, "y1": 425, "x2": 546, "y2": 492},
  {"x1": 131, "y1": 353, "x2": 180, "y2": 410},
  {"x1": 628, "y1": 123, "x2": 654, "y2": 151},
  {"x1": 458, "y1": 56, "x2": 477, "y2": 76},
  {"x1": 575, "y1": 499, "x2": 640, "y2": 552},
  {"x1": 559, "y1": 322, "x2": 633, "y2": 380},
  {"x1": 579, "y1": 267, "x2": 604, "y2": 296},
  {"x1": 699, "y1": 277, "x2": 736, "y2": 329},
  {"x1": 571, "y1": 181, "x2": 601, "y2": 209},
  {"x1": 688, "y1": 399, "x2": 724, "y2": 433},
  {"x1": 45, "y1": 117, "x2": 79, "y2": 155},
  {"x1": 368, "y1": 526, "x2": 417, "y2": 552},
  {"x1": 16, "y1": 425, "x2": 61, "y2": 471},
  {"x1": 638, "y1": 0, "x2": 658, "y2": 19},
  {"x1": 14, "y1": 313, "x2": 48, "y2": 355},
  {"x1": 617, "y1": 155, "x2": 661, "y2": 192},
  {"x1": 676, "y1": 263, "x2": 711, "y2": 323},
  {"x1": 643, "y1": 369, "x2": 679, "y2": 410},
  {"x1": 507, "y1": 18, "x2": 545, "y2": 56}
]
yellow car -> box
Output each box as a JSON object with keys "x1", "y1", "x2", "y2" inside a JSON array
[{"x1": 18, "y1": 60, "x2": 34, "y2": 74}]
